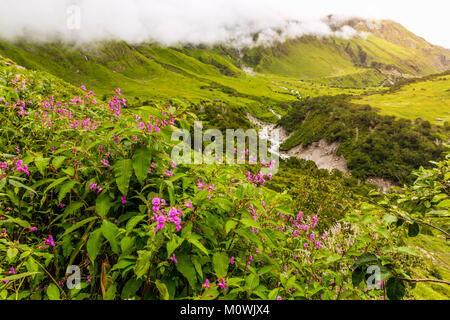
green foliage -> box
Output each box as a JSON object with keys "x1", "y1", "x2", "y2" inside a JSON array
[
  {"x1": 0, "y1": 55, "x2": 448, "y2": 301},
  {"x1": 279, "y1": 95, "x2": 448, "y2": 184}
]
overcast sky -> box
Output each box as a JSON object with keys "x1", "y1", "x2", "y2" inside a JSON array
[
  {"x1": 278, "y1": 0, "x2": 450, "y2": 48},
  {"x1": 0, "y1": 0, "x2": 448, "y2": 48}
]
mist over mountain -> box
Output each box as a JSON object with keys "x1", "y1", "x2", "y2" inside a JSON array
[{"x1": 0, "y1": 0, "x2": 374, "y2": 47}]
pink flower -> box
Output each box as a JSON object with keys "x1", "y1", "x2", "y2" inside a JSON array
[
  {"x1": 44, "y1": 235, "x2": 55, "y2": 247},
  {"x1": 165, "y1": 170, "x2": 174, "y2": 177},
  {"x1": 121, "y1": 196, "x2": 127, "y2": 204},
  {"x1": 203, "y1": 279, "x2": 210, "y2": 289},
  {"x1": 184, "y1": 199, "x2": 193, "y2": 210},
  {"x1": 101, "y1": 158, "x2": 110, "y2": 167},
  {"x1": 217, "y1": 278, "x2": 227, "y2": 291},
  {"x1": 9, "y1": 266, "x2": 16, "y2": 274},
  {"x1": 230, "y1": 257, "x2": 235, "y2": 265},
  {"x1": 170, "y1": 254, "x2": 178, "y2": 264},
  {"x1": 277, "y1": 296, "x2": 282, "y2": 300}
]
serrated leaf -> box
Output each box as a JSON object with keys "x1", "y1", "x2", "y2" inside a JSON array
[
  {"x1": 96, "y1": 193, "x2": 112, "y2": 218},
  {"x1": 101, "y1": 220, "x2": 120, "y2": 254},
  {"x1": 87, "y1": 229, "x2": 104, "y2": 263},
  {"x1": 132, "y1": 147, "x2": 152, "y2": 185},
  {"x1": 155, "y1": 280, "x2": 170, "y2": 300},
  {"x1": 0, "y1": 271, "x2": 40, "y2": 282},
  {"x1": 187, "y1": 237, "x2": 209, "y2": 256},
  {"x1": 175, "y1": 253, "x2": 197, "y2": 288},
  {"x1": 59, "y1": 216, "x2": 97, "y2": 239},
  {"x1": 245, "y1": 273, "x2": 259, "y2": 290},
  {"x1": 46, "y1": 283, "x2": 61, "y2": 300},
  {"x1": 34, "y1": 157, "x2": 50, "y2": 175},
  {"x1": 113, "y1": 158, "x2": 133, "y2": 196},
  {"x1": 212, "y1": 252, "x2": 229, "y2": 278},
  {"x1": 58, "y1": 180, "x2": 78, "y2": 203},
  {"x1": 52, "y1": 156, "x2": 66, "y2": 170},
  {"x1": 8, "y1": 179, "x2": 35, "y2": 193}
]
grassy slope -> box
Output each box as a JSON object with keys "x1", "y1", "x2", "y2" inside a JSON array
[
  {"x1": 0, "y1": 39, "x2": 380, "y2": 122},
  {"x1": 354, "y1": 75, "x2": 450, "y2": 124},
  {"x1": 407, "y1": 234, "x2": 450, "y2": 300}
]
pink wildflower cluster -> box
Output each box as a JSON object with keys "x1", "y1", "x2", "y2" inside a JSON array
[
  {"x1": 89, "y1": 182, "x2": 103, "y2": 194},
  {"x1": 246, "y1": 171, "x2": 272, "y2": 186},
  {"x1": 10, "y1": 75, "x2": 28, "y2": 92},
  {"x1": 151, "y1": 198, "x2": 184, "y2": 232},
  {"x1": 15, "y1": 159, "x2": 30, "y2": 176},
  {"x1": 40, "y1": 235, "x2": 55, "y2": 249},
  {"x1": 107, "y1": 89, "x2": 126, "y2": 117},
  {"x1": 197, "y1": 178, "x2": 216, "y2": 199}
]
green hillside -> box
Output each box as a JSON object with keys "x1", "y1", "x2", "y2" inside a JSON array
[{"x1": 354, "y1": 72, "x2": 450, "y2": 124}]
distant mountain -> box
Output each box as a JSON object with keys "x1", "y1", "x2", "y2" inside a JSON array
[{"x1": 239, "y1": 18, "x2": 449, "y2": 85}]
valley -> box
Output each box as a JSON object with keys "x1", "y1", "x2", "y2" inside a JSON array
[{"x1": 0, "y1": 15, "x2": 449, "y2": 302}]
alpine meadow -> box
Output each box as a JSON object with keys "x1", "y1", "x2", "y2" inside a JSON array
[{"x1": 0, "y1": 0, "x2": 449, "y2": 304}]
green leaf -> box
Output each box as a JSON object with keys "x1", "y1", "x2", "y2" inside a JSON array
[
  {"x1": 436, "y1": 199, "x2": 450, "y2": 208},
  {"x1": 52, "y1": 156, "x2": 66, "y2": 170},
  {"x1": 43, "y1": 177, "x2": 68, "y2": 194},
  {"x1": 245, "y1": 273, "x2": 259, "y2": 290},
  {"x1": 212, "y1": 252, "x2": 229, "y2": 278},
  {"x1": 354, "y1": 253, "x2": 379, "y2": 268},
  {"x1": 132, "y1": 147, "x2": 152, "y2": 185},
  {"x1": 62, "y1": 167, "x2": 75, "y2": 176},
  {"x1": 408, "y1": 222, "x2": 420, "y2": 237},
  {"x1": 134, "y1": 250, "x2": 153, "y2": 279},
  {"x1": 175, "y1": 253, "x2": 197, "y2": 288},
  {"x1": 8, "y1": 179, "x2": 35, "y2": 193},
  {"x1": 87, "y1": 229, "x2": 104, "y2": 263},
  {"x1": 46, "y1": 283, "x2": 61, "y2": 300},
  {"x1": 58, "y1": 180, "x2": 78, "y2": 203},
  {"x1": 0, "y1": 272, "x2": 40, "y2": 282},
  {"x1": 155, "y1": 280, "x2": 170, "y2": 300},
  {"x1": 126, "y1": 214, "x2": 146, "y2": 232},
  {"x1": 386, "y1": 278, "x2": 406, "y2": 300},
  {"x1": 96, "y1": 193, "x2": 112, "y2": 218},
  {"x1": 166, "y1": 235, "x2": 183, "y2": 257},
  {"x1": 161, "y1": 180, "x2": 175, "y2": 205},
  {"x1": 326, "y1": 254, "x2": 342, "y2": 263},
  {"x1": 101, "y1": 220, "x2": 120, "y2": 254},
  {"x1": 352, "y1": 266, "x2": 365, "y2": 286},
  {"x1": 63, "y1": 201, "x2": 84, "y2": 216},
  {"x1": 7, "y1": 247, "x2": 18, "y2": 260},
  {"x1": 34, "y1": 157, "x2": 50, "y2": 175},
  {"x1": 121, "y1": 278, "x2": 142, "y2": 299},
  {"x1": 105, "y1": 283, "x2": 117, "y2": 300},
  {"x1": 59, "y1": 216, "x2": 97, "y2": 239},
  {"x1": 113, "y1": 158, "x2": 133, "y2": 196},
  {"x1": 187, "y1": 237, "x2": 209, "y2": 256},
  {"x1": 225, "y1": 220, "x2": 237, "y2": 234}
]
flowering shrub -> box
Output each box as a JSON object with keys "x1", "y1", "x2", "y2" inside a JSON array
[{"x1": 0, "y1": 67, "x2": 447, "y2": 300}]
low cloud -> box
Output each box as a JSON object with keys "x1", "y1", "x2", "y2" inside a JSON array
[{"x1": 0, "y1": 0, "x2": 363, "y2": 47}]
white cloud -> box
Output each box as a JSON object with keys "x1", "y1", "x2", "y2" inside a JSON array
[{"x1": 0, "y1": 0, "x2": 448, "y2": 48}]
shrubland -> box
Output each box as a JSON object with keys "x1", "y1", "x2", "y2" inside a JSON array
[{"x1": 0, "y1": 61, "x2": 448, "y2": 300}]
